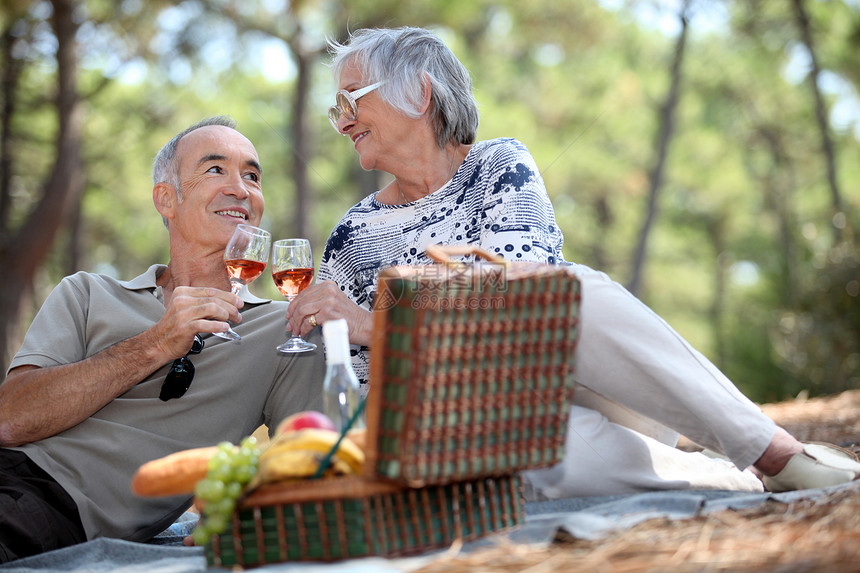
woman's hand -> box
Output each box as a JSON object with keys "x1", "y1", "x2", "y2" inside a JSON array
[{"x1": 285, "y1": 281, "x2": 374, "y2": 346}]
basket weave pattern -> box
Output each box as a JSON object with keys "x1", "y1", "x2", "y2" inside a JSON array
[
  {"x1": 204, "y1": 256, "x2": 581, "y2": 568},
  {"x1": 207, "y1": 475, "x2": 523, "y2": 567},
  {"x1": 372, "y1": 264, "x2": 580, "y2": 486}
]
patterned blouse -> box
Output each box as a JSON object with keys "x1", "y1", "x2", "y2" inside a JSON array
[{"x1": 318, "y1": 138, "x2": 565, "y2": 387}]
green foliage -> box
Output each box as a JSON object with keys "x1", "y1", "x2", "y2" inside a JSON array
[{"x1": 3, "y1": 0, "x2": 860, "y2": 400}]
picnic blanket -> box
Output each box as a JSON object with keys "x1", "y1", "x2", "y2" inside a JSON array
[{"x1": 2, "y1": 482, "x2": 856, "y2": 572}]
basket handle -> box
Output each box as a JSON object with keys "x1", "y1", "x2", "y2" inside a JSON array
[{"x1": 425, "y1": 243, "x2": 507, "y2": 264}]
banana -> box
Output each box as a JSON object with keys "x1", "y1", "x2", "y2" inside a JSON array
[
  {"x1": 257, "y1": 449, "x2": 355, "y2": 484},
  {"x1": 330, "y1": 457, "x2": 353, "y2": 475},
  {"x1": 261, "y1": 428, "x2": 365, "y2": 474},
  {"x1": 346, "y1": 428, "x2": 367, "y2": 453},
  {"x1": 258, "y1": 449, "x2": 323, "y2": 482}
]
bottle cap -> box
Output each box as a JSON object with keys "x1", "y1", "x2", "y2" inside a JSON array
[{"x1": 322, "y1": 318, "x2": 350, "y2": 364}]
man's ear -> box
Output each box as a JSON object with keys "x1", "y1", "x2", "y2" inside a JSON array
[
  {"x1": 153, "y1": 182, "x2": 177, "y2": 220},
  {"x1": 418, "y1": 72, "x2": 433, "y2": 115}
]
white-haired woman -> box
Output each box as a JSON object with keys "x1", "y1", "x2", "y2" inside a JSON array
[{"x1": 286, "y1": 26, "x2": 860, "y2": 497}]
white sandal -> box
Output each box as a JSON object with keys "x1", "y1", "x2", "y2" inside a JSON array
[{"x1": 761, "y1": 442, "x2": 860, "y2": 493}]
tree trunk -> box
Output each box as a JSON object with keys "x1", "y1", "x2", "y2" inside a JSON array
[
  {"x1": 0, "y1": 0, "x2": 85, "y2": 374},
  {"x1": 590, "y1": 196, "x2": 612, "y2": 272},
  {"x1": 761, "y1": 129, "x2": 799, "y2": 307},
  {"x1": 0, "y1": 20, "x2": 21, "y2": 235},
  {"x1": 354, "y1": 167, "x2": 383, "y2": 204},
  {"x1": 791, "y1": 0, "x2": 845, "y2": 242},
  {"x1": 289, "y1": 36, "x2": 313, "y2": 239},
  {"x1": 627, "y1": 0, "x2": 690, "y2": 297}
]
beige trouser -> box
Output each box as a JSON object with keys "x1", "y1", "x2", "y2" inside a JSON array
[{"x1": 523, "y1": 264, "x2": 772, "y2": 498}]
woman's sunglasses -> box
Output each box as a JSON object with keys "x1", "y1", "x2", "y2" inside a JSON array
[
  {"x1": 328, "y1": 81, "x2": 384, "y2": 133},
  {"x1": 159, "y1": 335, "x2": 204, "y2": 401}
]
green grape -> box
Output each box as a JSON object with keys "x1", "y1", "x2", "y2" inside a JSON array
[
  {"x1": 207, "y1": 463, "x2": 233, "y2": 483},
  {"x1": 214, "y1": 497, "x2": 236, "y2": 516},
  {"x1": 191, "y1": 527, "x2": 209, "y2": 546},
  {"x1": 225, "y1": 481, "x2": 243, "y2": 499},
  {"x1": 203, "y1": 513, "x2": 228, "y2": 536},
  {"x1": 194, "y1": 478, "x2": 225, "y2": 502},
  {"x1": 207, "y1": 449, "x2": 232, "y2": 470},
  {"x1": 193, "y1": 436, "x2": 261, "y2": 547},
  {"x1": 233, "y1": 463, "x2": 256, "y2": 484}
]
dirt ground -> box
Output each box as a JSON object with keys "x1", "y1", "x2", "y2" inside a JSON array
[
  {"x1": 758, "y1": 389, "x2": 860, "y2": 454},
  {"x1": 414, "y1": 390, "x2": 860, "y2": 573},
  {"x1": 674, "y1": 388, "x2": 860, "y2": 455}
]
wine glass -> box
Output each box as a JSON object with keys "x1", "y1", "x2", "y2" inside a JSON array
[
  {"x1": 271, "y1": 238, "x2": 317, "y2": 353},
  {"x1": 213, "y1": 224, "x2": 272, "y2": 342}
]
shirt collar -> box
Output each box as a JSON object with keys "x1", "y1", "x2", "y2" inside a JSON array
[{"x1": 120, "y1": 264, "x2": 271, "y2": 305}]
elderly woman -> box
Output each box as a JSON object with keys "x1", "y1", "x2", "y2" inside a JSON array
[{"x1": 286, "y1": 26, "x2": 860, "y2": 497}]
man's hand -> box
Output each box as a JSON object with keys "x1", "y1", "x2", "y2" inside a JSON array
[{"x1": 153, "y1": 286, "x2": 244, "y2": 358}]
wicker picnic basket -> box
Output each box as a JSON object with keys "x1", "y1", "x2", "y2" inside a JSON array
[{"x1": 204, "y1": 245, "x2": 581, "y2": 568}]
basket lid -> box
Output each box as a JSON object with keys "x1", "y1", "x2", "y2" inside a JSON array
[{"x1": 363, "y1": 249, "x2": 581, "y2": 486}]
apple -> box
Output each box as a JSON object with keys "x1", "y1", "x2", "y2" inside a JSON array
[{"x1": 275, "y1": 411, "x2": 336, "y2": 435}]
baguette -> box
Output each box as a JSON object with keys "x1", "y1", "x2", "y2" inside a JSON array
[{"x1": 131, "y1": 446, "x2": 218, "y2": 497}]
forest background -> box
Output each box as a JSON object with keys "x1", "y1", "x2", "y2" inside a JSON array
[{"x1": 1, "y1": 0, "x2": 858, "y2": 403}]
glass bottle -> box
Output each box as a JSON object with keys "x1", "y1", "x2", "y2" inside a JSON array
[{"x1": 322, "y1": 318, "x2": 366, "y2": 432}]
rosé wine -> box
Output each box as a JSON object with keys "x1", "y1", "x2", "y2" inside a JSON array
[
  {"x1": 272, "y1": 267, "x2": 314, "y2": 300},
  {"x1": 225, "y1": 259, "x2": 266, "y2": 285}
]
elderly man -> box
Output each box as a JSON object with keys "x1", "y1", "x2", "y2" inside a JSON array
[{"x1": 0, "y1": 116, "x2": 324, "y2": 562}]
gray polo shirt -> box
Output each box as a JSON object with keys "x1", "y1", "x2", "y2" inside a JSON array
[{"x1": 7, "y1": 264, "x2": 325, "y2": 542}]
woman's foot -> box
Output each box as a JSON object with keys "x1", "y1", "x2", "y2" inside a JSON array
[
  {"x1": 753, "y1": 427, "x2": 803, "y2": 477},
  {"x1": 754, "y1": 427, "x2": 860, "y2": 492}
]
